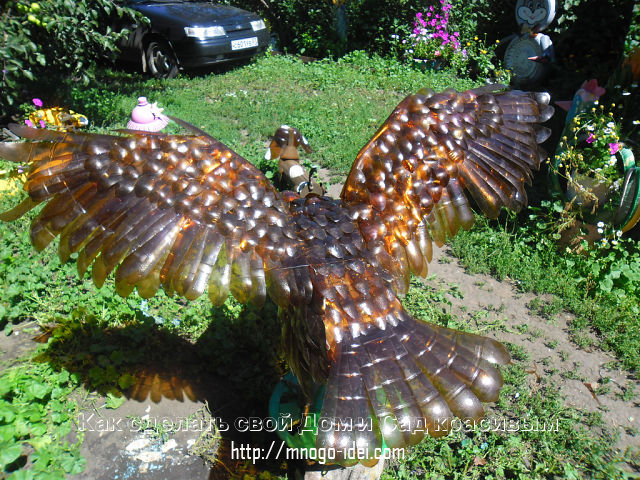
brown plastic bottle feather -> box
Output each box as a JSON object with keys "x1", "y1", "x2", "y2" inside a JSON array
[{"x1": 0, "y1": 86, "x2": 552, "y2": 465}]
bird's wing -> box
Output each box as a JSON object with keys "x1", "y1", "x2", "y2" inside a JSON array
[
  {"x1": 0, "y1": 123, "x2": 309, "y2": 308},
  {"x1": 341, "y1": 85, "x2": 553, "y2": 293}
]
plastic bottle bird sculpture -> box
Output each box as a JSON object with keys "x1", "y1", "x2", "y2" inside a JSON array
[{"x1": 0, "y1": 84, "x2": 552, "y2": 466}]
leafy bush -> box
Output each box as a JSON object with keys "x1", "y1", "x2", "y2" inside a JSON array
[{"x1": 0, "y1": 0, "x2": 138, "y2": 119}]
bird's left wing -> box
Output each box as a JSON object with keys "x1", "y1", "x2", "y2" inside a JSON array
[
  {"x1": 341, "y1": 85, "x2": 553, "y2": 294},
  {"x1": 0, "y1": 123, "x2": 308, "y2": 307}
]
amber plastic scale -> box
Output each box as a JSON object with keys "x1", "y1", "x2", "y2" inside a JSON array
[{"x1": 0, "y1": 84, "x2": 552, "y2": 466}]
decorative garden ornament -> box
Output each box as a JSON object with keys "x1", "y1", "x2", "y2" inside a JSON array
[
  {"x1": 515, "y1": 0, "x2": 556, "y2": 32},
  {"x1": 28, "y1": 107, "x2": 88, "y2": 131},
  {"x1": 127, "y1": 96, "x2": 170, "y2": 132},
  {"x1": 267, "y1": 126, "x2": 325, "y2": 197},
  {"x1": 0, "y1": 84, "x2": 553, "y2": 467},
  {"x1": 551, "y1": 80, "x2": 640, "y2": 232},
  {"x1": 505, "y1": 0, "x2": 555, "y2": 86}
]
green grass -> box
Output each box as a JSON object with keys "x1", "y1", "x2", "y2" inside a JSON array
[
  {"x1": 448, "y1": 213, "x2": 640, "y2": 374},
  {"x1": 1, "y1": 52, "x2": 639, "y2": 478},
  {"x1": 385, "y1": 279, "x2": 639, "y2": 480},
  {"x1": 0, "y1": 358, "x2": 85, "y2": 479},
  {"x1": 63, "y1": 51, "x2": 474, "y2": 175}
]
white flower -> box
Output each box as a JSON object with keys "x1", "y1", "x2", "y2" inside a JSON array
[
  {"x1": 604, "y1": 128, "x2": 613, "y2": 134},
  {"x1": 633, "y1": 120, "x2": 640, "y2": 125},
  {"x1": 608, "y1": 156, "x2": 617, "y2": 166},
  {"x1": 601, "y1": 238, "x2": 609, "y2": 246},
  {"x1": 616, "y1": 230, "x2": 623, "y2": 237},
  {"x1": 597, "y1": 227, "x2": 604, "y2": 234},
  {"x1": 612, "y1": 240, "x2": 618, "y2": 245},
  {"x1": 597, "y1": 221, "x2": 605, "y2": 228},
  {"x1": 587, "y1": 124, "x2": 595, "y2": 131},
  {"x1": 623, "y1": 91, "x2": 631, "y2": 96},
  {"x1": 607, "y1": 121, "x2": 615, "y2": 129}
]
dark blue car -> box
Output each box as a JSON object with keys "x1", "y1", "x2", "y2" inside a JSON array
[{"x1": 120, "y1": 0, "x2": 270, "y2": 78}]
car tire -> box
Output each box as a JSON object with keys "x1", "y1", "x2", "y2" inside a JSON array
[{"x1": 145, "y1": 39, "x2": 179, "y2": 79}]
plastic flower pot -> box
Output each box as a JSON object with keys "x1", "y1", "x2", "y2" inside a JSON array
[
  {"x1": 268, "y1": 372, "x2": 325, "y2": 450},
  {"x1": 552, "y1": 145, "x2": 640, "y2": 231}
]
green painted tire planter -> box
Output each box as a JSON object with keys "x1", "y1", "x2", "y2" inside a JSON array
[{"x1": 550, "y1": 144, "x2": 640, "y2": 232}]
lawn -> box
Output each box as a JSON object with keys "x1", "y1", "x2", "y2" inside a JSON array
[{"x1": 0, "y1": 52, "x2": 639, "y2": 479}]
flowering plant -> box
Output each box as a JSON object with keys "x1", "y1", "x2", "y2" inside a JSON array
[
  {"x1": 553, "y1": 103, "x2": 625, "y2": 215},
  {"x1": 408, "y1": 1, "x2": 465, "y2": 67},
  {"x1": 392, "y1": 1, "x2": 504, "y2": 79}
]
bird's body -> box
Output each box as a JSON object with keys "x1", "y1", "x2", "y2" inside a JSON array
[{"x1": 0, "y1": 84, "x2": 552, "y2": 466}]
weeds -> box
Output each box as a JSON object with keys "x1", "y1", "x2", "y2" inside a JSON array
[{"x1": 0, "y1": 360, "x2": 85, "y2": 479}]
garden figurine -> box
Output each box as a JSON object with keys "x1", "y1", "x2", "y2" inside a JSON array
[
  {"x1": 26, "y1": 98, "x2": 88, "y2": 132},
  {"x1": 267, "y1": 125, "x2": 325, "y2": 197},
  {"x1": 127, "y1": 96, "x2": 170, "y2": 132}
]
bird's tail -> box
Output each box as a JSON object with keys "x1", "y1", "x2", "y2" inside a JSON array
[{"x1": 315, "y1": 311, "x2": 509, "y2": 466}]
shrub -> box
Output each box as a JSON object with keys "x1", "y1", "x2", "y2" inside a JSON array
[{"x1": 0, "y1": 0, "x2": 139, "y2": 119}]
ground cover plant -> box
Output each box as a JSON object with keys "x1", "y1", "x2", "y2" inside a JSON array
[{"x1": 0, "y1": 53, "x2": 639, "y2": 478}]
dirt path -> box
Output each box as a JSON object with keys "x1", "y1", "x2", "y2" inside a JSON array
[{"x1": 428, "y1": 247, "x2": 640, "y2": 452}]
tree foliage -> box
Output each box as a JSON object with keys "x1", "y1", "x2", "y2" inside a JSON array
[{"x1": 0, "y1": 0, "x2": 139, "y2": 119}]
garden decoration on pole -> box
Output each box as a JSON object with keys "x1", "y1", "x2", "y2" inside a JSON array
[
  {"x1": 0, "y1": 84, "x2": 552, "y2": 467},
  {"x1": 551, "y1": 79, "x2": 640, "y2": 233},
  {"x1": 503, "y1": 0, "x2": 555, "y2": 87}
]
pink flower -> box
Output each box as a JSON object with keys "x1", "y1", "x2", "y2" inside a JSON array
[
  {"x1": 32, "y1": 98, "x2": 43, "y2": 107},
  {"x1": 586, "y1": 133, "x2": 595, "y2": 143},
  {"x1": 25, "y1": 119, "x2": 35, "y2": 127},
  {"x1": 609, "y1": 143, "x2": 620, "y2": 155},
  {"x1": 434, "y1": 50, "x2": 441, "y2": 56},
  {"x1": 39, "y1": 120, "x2": 46, "y2": 128}
]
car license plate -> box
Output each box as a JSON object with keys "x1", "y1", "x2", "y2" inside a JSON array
[{"x1": 231, "y1": 37, "x2": 258, "y2": 50}]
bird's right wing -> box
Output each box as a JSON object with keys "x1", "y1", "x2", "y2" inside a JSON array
[{"x1": 341, "y1": 85, "x2": 553, "y2": 294}]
